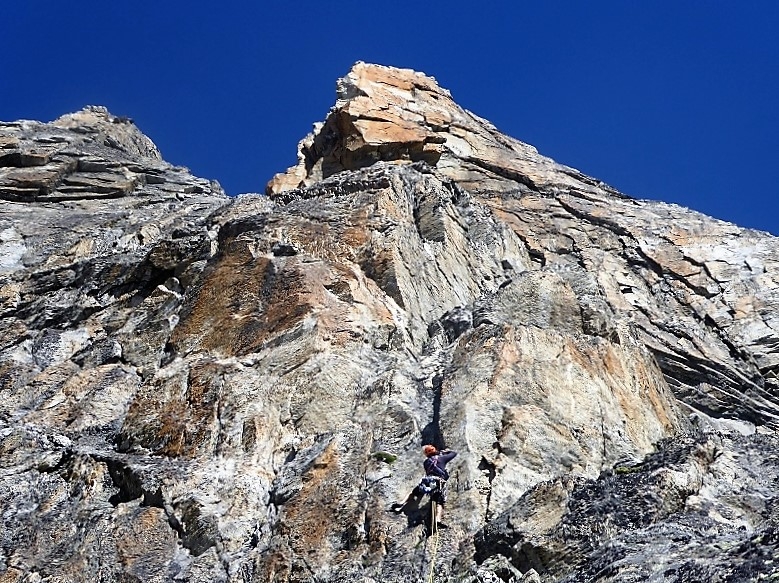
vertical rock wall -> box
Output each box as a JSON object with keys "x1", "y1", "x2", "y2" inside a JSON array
[{"x1": 2, "y1": 64, "x2": 779, "y2": 582}]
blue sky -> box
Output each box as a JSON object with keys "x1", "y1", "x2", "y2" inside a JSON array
[{"x1": 3, "y1": 2, "x2": 778, "y2": 234}]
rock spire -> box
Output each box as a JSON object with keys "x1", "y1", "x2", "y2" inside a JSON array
[{"x1": 268, "y1": 62, "x2": 606, "y2": 196}]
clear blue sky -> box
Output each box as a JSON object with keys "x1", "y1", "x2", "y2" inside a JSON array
[{"x1": 3, "y1": 2, "x2": 778, "y2": 234}]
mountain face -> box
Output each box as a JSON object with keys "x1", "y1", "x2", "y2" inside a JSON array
[{"x1": 2, "y1": 64, "x2": 779, "y2": 582}]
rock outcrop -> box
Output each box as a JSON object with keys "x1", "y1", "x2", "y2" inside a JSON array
[{"x1": 2, "y1": 64, "x2": 779, "y2": 582}]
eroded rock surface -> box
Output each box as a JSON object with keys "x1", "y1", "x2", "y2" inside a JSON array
[{"x1": 2, "y1": 64, "x2": 779, "y2": 582}]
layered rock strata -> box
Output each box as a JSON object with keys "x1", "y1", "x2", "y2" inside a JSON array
[
  {"x1": 269, "y1": 63, "x2": 779, "y2": 430},
  {"x1": 1, "y1": 64, "x2": 778, "y2": 582}
]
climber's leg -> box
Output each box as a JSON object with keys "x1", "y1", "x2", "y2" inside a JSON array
[{"x1": 391, "y1": 485, "x2": 422, "y2": 513}]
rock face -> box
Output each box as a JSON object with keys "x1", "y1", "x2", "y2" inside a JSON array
[{"x1": 2, "y1": 64, "x2": 779, "y2": 582}]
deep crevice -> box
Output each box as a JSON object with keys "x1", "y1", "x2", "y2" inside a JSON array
[
  {"x1": 421, "y1": 373, "x2": 444, "y2": 448},
  {"x1": 104, "y1": 458, "x2": 145, "y2": 506},
  {"x1": 478, "y1": 456, "x2": 497, "y2": 522}
]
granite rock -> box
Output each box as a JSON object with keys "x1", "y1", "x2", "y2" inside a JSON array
[{"x1": 2, "y1": 64, "x2": 779, "y2": 582}]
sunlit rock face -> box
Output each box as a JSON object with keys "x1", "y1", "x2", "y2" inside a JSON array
[{"x1": 2, "y1": 64, "x2": 779, "y2": 583}]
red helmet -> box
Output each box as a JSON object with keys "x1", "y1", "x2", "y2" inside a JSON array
[{"x1": 423, "y1": 445, "x2": 438, "y2": 457}]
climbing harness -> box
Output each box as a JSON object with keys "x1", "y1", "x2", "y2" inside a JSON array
[
  {"x1": 418, "y1": 476, "x2": 440, "y2": 494},
  {"x1": 427, "y1": 501, "x2": 440, "y2": 583}
]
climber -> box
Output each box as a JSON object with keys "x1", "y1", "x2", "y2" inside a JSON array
[{"x1": 391, "y1": 444, "x2": 457, "y2": 528}]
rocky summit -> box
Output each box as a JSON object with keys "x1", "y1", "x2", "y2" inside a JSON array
[{"x1": 1, "y1": 63, "x2": 779, "y2": 583}]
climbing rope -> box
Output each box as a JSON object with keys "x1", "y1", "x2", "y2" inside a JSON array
[{"x1": 427, "y1": 501, "x2": 439, "y2": 583}]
